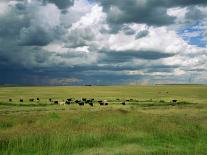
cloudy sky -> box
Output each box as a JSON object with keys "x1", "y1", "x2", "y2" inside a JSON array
[{"x1": 0, "y1": 0, "x2": 207, "y2": 85}]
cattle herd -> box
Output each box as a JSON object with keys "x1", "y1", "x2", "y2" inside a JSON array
[
  {"x1": 7, "y1": 97, "x2": 128, "y2": 106},
  {"x1": 7, "y1": 98, "x2": 178, "y2": 106}
]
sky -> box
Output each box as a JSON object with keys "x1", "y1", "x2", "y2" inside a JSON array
[{"x1": 0, "y1": 0, "x2": 207, "y2": 85}]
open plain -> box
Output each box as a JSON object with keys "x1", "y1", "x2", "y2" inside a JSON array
[{"x1": 0, "y1": 85, "x2": 207, "y2": 155}]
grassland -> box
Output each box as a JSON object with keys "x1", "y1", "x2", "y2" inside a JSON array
[{"x1": 0, "y1": 85, "x2": 207, "y2": 155}]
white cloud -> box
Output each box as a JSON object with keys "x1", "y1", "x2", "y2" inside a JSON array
[{"x1": 0, "y1": 2, "x2": 8, "y2": 16}]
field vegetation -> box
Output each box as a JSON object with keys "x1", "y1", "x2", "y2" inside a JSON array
[{"x1": 0, "y1": 85, "x2": 207, "y2": 155}]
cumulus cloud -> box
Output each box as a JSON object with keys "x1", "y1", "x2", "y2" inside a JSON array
[{"x1": 0, "y1": 0, "x2": 207, "y2": 85}]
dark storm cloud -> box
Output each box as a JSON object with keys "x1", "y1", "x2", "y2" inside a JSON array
[
  {"x1": 0, "y1": 0, "x2": 206, "y2": 85},
  {"x1": 43, "y1": 0, "x2": 74, "y2": 10},
  {"x1": 97, "y1": 0, "x2": 207, "y2": 27},
  {"x1": 99, "y1": 50, "x2": 174, "y2": 63},
  {"x1": 19, "y1": 26, "x2": 53, "y2": 46},
  {"x1": 0, "y1": 1, "x2": 61, "y2": 47}
]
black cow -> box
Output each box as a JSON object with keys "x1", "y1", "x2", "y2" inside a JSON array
[
  {"x1": 29, "y1": 99, "x2": 35, "y2": 102},
  {"x1": 65, "y1": 101, "x2": 71, "y2": 105},
  {"x1": 49, "y1": 98, "x2": 52, "y2": 102},
  {"x1": 54, "y1": 101, "x2": 59, "y2": 104},
  {"x1": 37, "y1": 98, "x2": 40, "y2": 101},
  {"x1": 78, "y1": 102, "x2": 84, "y2": 106},
  {"x1": 20, "y1": 99, "x2": 23, "y2": 102},
  {"x1": 86, "y1": 99, "x2": 93, "y2": 103},
  {"x1": 67, "y1": 98, "x2": 72, "y2": 102},
  {"x1": 89, "y1": 102, "x2": 93, "y2": 107},
  {"x1": 105, "y1": 103, "x2": 108, "y2": 106},
  {"x1": 172, "y1": 100, "x2": 177, "y2": 103},
  {"x1": 9, "y1": 99, "x2": 12, "y2": 102},
  {"x1": 98, "y1": 101, "x2": 104, "y2": 106},
  {"x1": 82, "y1": 98, "x2": 87, "y2": 101},
  {"x1": 122, "y1": 102, "x2": 126, "y2": 105}
]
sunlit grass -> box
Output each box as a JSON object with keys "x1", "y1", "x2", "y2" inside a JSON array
[{"x1": 0, "y1": 85, "x2": 207, "y2": 154}]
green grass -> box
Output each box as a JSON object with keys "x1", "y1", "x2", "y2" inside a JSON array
[{"x1": 0, "y1": 85, "x2": 207, "y2": 155}]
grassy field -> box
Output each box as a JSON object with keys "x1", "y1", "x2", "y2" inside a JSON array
[{"x1": 0, "y1": 85, "x2": 207, "y2": 155}]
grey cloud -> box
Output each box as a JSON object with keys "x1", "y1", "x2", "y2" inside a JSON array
[
  {"x1": 65, "y1": 27, "x2": 95, "y2": 48},
  {"x1": 97, "y1": 0, "x2": 207, "y2": 28},
  {"x1": 43, "y1": 0, "x2": 74, "y2": 9},
  {"x1": 99, "y1": 50, "x2": 175, "y2": 63},
  {"x1": 135, "y1": 30, "x2": 149, "y2": 39},
  {"x1": 185, "y1": 6, "x2": 205, "y2": 21},
  {"x1": 121, "y1": 26, "x2": 136, "y2": 35},
  {"x1": 19, "y1": 26, "x2": 53, "y2": 46}
]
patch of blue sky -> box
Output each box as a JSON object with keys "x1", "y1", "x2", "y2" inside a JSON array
[{"x1": 178, "y1": 21, "x2": 207, "y2": 48}]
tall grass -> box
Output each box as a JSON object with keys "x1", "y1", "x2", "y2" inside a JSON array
[
  {"x1": 0, "y1": 85, "x2": 207, "y2": 154},
  {"x1": 0, "y1": 106, "x2": 207, "y2": 155}
]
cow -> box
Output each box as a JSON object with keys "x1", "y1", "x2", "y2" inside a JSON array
[
  {"x1": 122, "y1": 102, "x2": 126, "y2": 105},
  {"x1": 78, "y1": 101, "x2": 84, "y2": 106},
  {"x1": 37, "y1": 98, "x2": 40, "y2": 101},
  {"x1": 65, "y1": 101, "x2": 71, "y2": 105},
  {"x1": 98, "y1": 100, "x2": 104, "y2": 106},
  {"x1": 126, "y1": 99, "x2": 130, "y2": 102},
  {"x1": 59, "y1": 101, "x2": 65, "y2": 105},
  {"x1": 9, "y1": 99, "x2": 12, "y2": 102},
  {"x1": 20, "y1": 99, "x2": 23, "y2": 102},
  {"x1": 89, "y1": 102, "x2": 93, "y2": 107},
  {"x1": 82, "y1": 98, "x2": 87, "y2": 102},
  {"x1": 29, "y1": 99, "x2": 35, "y2": 102},
  {"x1": 54, "y1": 101, "x2": 59, "y2": 104},
  {"x1": 75, "y1": 100, "x2": 80, "y2": 103},
  {"x1": 67, "y1": 98, "x2": 72, "y2": 102},
  {"x1": 172, "y1": 99, "x2": 177, "y2": 103},
  {"x1": 49, "y1": 98, "x2": 52, "y2": 102}
]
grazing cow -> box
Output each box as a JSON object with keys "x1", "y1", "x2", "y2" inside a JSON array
[
  {"x1": 75, "y1": 100, "x2": 80, "y2": 103},
  {"x1": 82, "y1": 98, "x2": 87, "y2": 102},
  {"x1": 49, "y1": 98, "x2": 52, "y2": 102},
  {"x1": 59, "y1": 101, "x2": 65, "y2": 105},
  {"x1": 20, "y1": 99, "x2": 23, "y2": 102},
  {"x1": 9, "y1": 99, "x2": 12, "y2": 102},
  {"x1": 103, "y1": 100, "x2": 108, "y2": 106},
  {"x1": 29, "y1": 99, "x2": 35, "y2": 102},
  {"x1": 172, "y1": 99, "x2": 177, "y2": 103},
  {"x1": 54, "y1": 101, "x2": 59, "y2": 104},
  {"x1": 78, "y1": 101, "x2": 84, "y2": 106},
  {"x1": 67, "y1": 98, "x2": 72, "y2": 102},
  {"x1": 116, "y1": 98, "x2": 120, "y2": 100},
  {"x1": 98, "y1": 100, "x2": 104, "y2": 106},
  {"x1": 122, "y1": 102, "x2": 126, "y2": 105},
  {"x1": 126, "y1": 100, "x2": 130, "y2": 102},
  {"x1": 37, "y1": 98, "x2": 40, "y2": 101},
  {"x1": 65, "y1": 101, "x2": 71, "y2": 105},
  {"x1": 89, "y1": 102, "x2": 93, "y2": 106},
  {"x1": 91, "y1": 98, "x2": 94, "y2": 101}
]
